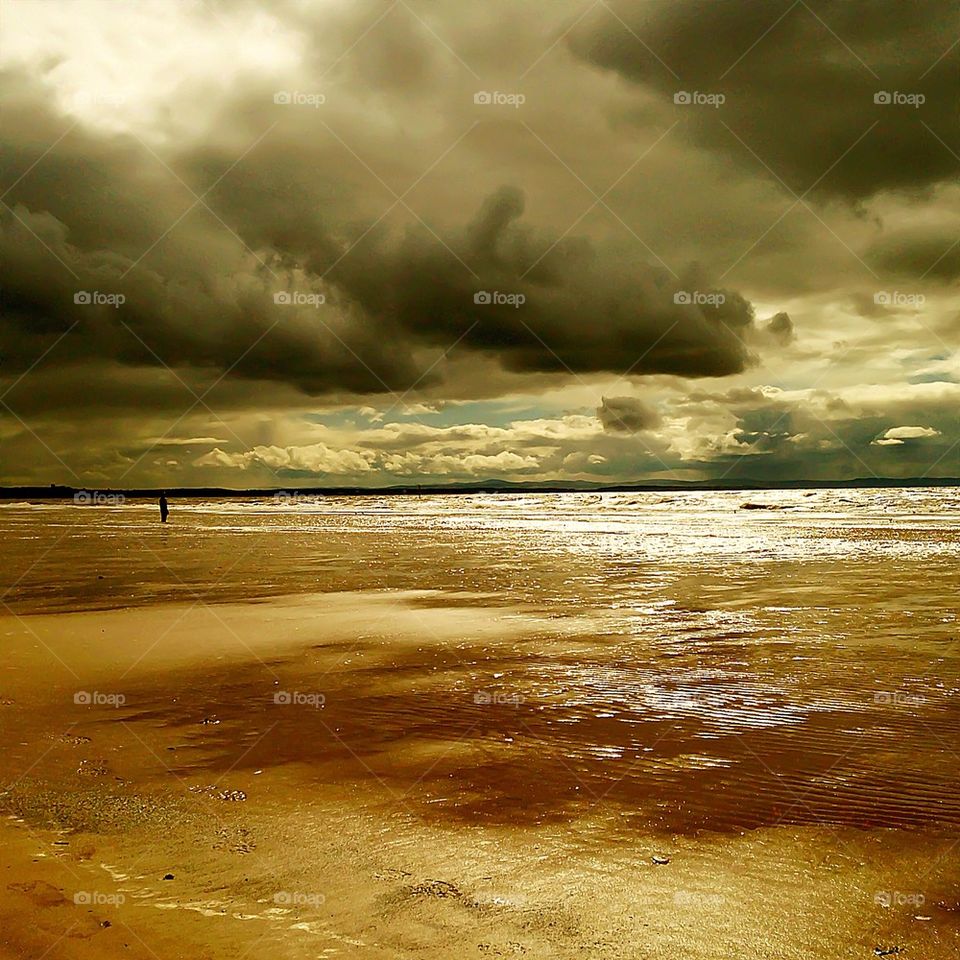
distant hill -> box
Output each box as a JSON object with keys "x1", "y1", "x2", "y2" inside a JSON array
[{"x1": 2, "y1": 477, "x2": 958, "y2": 499}]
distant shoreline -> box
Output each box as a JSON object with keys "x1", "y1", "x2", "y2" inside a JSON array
[{"x1": 2, "y1": 477, "x2": 958, "y2": 499}]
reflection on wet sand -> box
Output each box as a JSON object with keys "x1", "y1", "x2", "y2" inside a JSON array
[{"x1": 97, "y1": 601, "x2": 960, "y2": 836}]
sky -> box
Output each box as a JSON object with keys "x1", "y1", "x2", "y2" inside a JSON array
[{"x1": 0, "y1": 0, "x2": 957, "y2": 488}]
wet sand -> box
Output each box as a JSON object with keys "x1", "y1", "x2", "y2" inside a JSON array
[{"x1": 1, "y1": 492, "x2": 959, "y2": 957}]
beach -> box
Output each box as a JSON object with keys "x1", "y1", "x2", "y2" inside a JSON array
[{"x1": 1, "y1": 490, "x2": 959, "y2": 958}]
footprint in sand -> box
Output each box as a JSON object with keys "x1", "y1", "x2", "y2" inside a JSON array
[{"x1": 7, "y1": 880, "x2": 69, "y2": 908}]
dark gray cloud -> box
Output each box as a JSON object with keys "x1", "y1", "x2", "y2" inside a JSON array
[
  {"x1": 597, "y1": 396, "x2": 660, "y2": 433},
  {"x1": 764, "y1": 312, "x2": 795, "y2": 345},
  {"x1": 569, "y1": 0, "x2": 959, "y2": 200},
  {"x1": 0, "y1": 75, "x2": 762, "y2": 404},
  {"x1": 321, "y1": 185, "x2": 759, "y2": 378},
  {"x1": 867, "y1": 226, "x2": 960, "y2": 281}
]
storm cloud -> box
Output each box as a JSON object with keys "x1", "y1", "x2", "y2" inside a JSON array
[
  {"x1": 569, "y1": 0, "x2": 959, "y2": 200},
  {"x1": 0, "y1": 74, "x2": 760, "y2": 401},
  {"x1": 0, "y1": 0, "x2": 957, "y2": 486},
  {"x1": 597, "y1": 396, "x2": 661, "y2": 434}
]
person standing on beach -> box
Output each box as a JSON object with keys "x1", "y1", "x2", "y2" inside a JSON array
[{"x1": 159, "y1": 493, "x2": 169, "y2": 523}]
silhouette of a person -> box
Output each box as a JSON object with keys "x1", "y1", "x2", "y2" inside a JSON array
[{"x1": 159, "y1": 493, "x2": 169, "y2": 523}]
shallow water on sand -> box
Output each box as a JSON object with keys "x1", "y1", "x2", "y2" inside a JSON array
[
  {"x1": 1, "y1": 489, "x2": 959, "y2": 957},
  {"x1": 2, "y1": 488, "x2": 958, "y2": 834}
]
